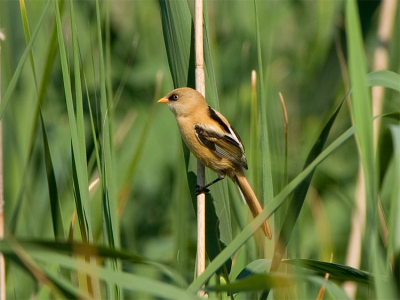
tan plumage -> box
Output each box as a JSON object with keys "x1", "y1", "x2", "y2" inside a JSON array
[{"x1": 158, "y1": 87, "x2": 272, "y2": 239}]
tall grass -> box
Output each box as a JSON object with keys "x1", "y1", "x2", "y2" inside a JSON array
[{"x1": 0, "y1": 0, "x2": 399, "y2": 299}]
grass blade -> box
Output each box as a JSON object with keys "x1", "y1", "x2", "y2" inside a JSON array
[
  {"x1": 24, "y1": 250, "x2": 198, "y2": 299},
  {"x1": 54, "y1": 0, "x2": 92, "y2": 242},
  {"x1": 158, "y1": 0, "x2": 194, "y2": 88},
  {"x1": 284, "y1": 259, "x2": 373, "y2": 284},
  {"x1": 254, "y1": 0, "x2": 274, "y2": 208},
  {"x1": 0, "y1": 0, "x2": 50, "y2": 121},
  {"x1": 94, "y1": 0, "x2": 119, "y2": 248},
  {"x1": 189, "y1": 126, "x2": 356, "y2": 291},
  {"x1": 3, "y1": 240, "x2": 197, "y2": 299},
  {"x1": 346, "y1": 1, "x2": 394, "y2": 298},
  {"x1": 18, "y1": 0, "x2": 65, "y2": 241},
  {"x1": 0, "y1": 238, "x2": 187, "y2": 287},
  {"x1": 206, "y1": 273, "x2": 351, "y2": 299},
  {"x1": 40, "y1": 113, "x2": 65, "y2": 240},
  {"x1": 93, "y1": 0, "x2": 120, "y2": 298},
  {"x1": 7, "y1": 240, "x2": 80, "y2": 299},
  {"x1": 367, "y1": 70, "x2": 400, "y2": 92},
  {"x1": 270, "y1": 96, "x2": 347, "y2": 272},
  {"x1": 346, "y1": 0, "x2": 376, "y2": 228}
]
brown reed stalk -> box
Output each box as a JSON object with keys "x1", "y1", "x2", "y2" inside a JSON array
[
  {"x1": 0, "y1": 29, "x2": 5, "y2": 300},
  {"x1": 194, "y1": 0, "x2": 206, "y2": 291},
  {"x1": 343, "y1": 1, "x2": 397, "y2": 297}
]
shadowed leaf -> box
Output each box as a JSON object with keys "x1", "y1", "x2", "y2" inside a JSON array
[{"x1": 283, "y1": 259, "x2": 373, "y2": 284}]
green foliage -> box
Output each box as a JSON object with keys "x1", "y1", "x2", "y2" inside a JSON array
[{"x1": 0, "y1": 0, "x2": 399, "y2": 299}]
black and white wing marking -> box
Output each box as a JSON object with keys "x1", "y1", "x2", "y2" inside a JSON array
[{"x1": 194, "y1": 107, "x2": 248, "y2": 169}]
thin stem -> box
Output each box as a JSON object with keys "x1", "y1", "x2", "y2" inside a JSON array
[
  {"x1": 0, "y1": 29, "x2": 6, "y2": 300},
  {"x1": 372, "y1": 0, "x2": 398, "y2": 148},
  {"x1": 343, "y1": 1, "x2": 397, "y2": 297},
  {"x1": 194, "y1": 0, "x2": 206, "y2": 289}
]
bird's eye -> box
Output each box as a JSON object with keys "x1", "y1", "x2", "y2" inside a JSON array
[{"x1": 169, "y1": 94, "x2": 179, "y2": 101}]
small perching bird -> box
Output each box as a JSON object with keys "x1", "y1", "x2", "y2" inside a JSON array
[{"x1": 158, "y1": 87, "x2": 272, "y2": 239}]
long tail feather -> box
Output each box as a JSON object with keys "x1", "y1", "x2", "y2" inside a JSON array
[{"x1": 233, "y1": 169, "x2": 272, "y2": 239}]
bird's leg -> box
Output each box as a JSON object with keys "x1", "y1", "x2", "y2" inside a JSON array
[
  {"x1": 204, "y1": 177, "x2": 224, "y2": 189},
  {"x1": 195, "y1": 176, "x2": 225, "y2": 195}
]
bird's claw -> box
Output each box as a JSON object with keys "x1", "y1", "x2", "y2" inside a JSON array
[{"x1": 195, "y1": 184, "x2": 210, "y2": 196}]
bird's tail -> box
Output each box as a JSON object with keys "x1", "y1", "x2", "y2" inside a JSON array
[{"x1": 233, "y1": 169, "x2": 272, "y2": 239}]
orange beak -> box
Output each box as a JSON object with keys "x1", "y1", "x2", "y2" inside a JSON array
[{"x1": 157, "y1": 97, "x2": 169, "y2": 103}]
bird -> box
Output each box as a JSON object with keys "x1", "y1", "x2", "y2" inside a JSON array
[{"x1": 158, "y1": 87, "x2": 272, "y2": 239}]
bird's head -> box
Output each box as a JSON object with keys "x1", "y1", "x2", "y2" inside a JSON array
[{"x1": 158, "y1": 87, "x2": 207, "y2": 117}]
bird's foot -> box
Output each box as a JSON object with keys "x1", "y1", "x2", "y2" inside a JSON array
[{"x1": 195, "y1": 184, "x2": 210, "y2": 196}]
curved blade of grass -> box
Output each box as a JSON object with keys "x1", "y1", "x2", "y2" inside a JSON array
[
  {"x1": 7, "y1": 241, "x2": 86, "y2": 300},
  {"x1": 158, "y1": 0, "x2": 194, "y2": 88},
  {"x1": 43, "y1": 268, "x2": 91, "y2": 300},
  {"x1": 378, "y1": 112, "x2": 400, "y2": 120},
  {"x1": 104, "y1": 0, "x2": 113, "y2": 107},
  {"x1": 93, "y1": 1, "x2": 121, "y2": 298},
  {"x1": 365, "y1": 70, "x2": 399, "y2": 188},
  {"x1": 268, "y1": 70, "x2": 398, "y2": 271},
  {"x1": 233, "y1": 259, "x2": 271, "y2": 280},
  {"x1": 263, "y1": 70, "x2": 398, "y2": 296},
  {"x1": 270, "y1": 94, "x2": 347, "y2": 273},
  {"x1": 346, "y1": 0, "x2": 376, "y2": 231},
  {"x1": 69, "y1": 0, "x2": 86, "y2": 184},
  {"x1": 254, "y1": 0, "x2": 274, "y2": 206},
  {"x1": 367, "y1": 70, "x2": 400, "y2": 91},
  {"x1": 94, "y1": 0, "x2": 119, "y2": 249},
  {"x1": 40, "y1": 113, "x2": 65, "y2": 240},
  {"x1": 0, "y1": 239, "x2": 145, "y2": 262},
  {"x1": 0, "y1": 0, "x2": 50, "y2": 121},
  {"x1": 55, "y1": 5, "x2": 103, "y2": 292},
  {"x1": 83, "y1": 66, "x2": 102, "y2": 187},
  {"x1": 18, "y1": 0, "x2": 65, "y2": 241},
  {"x1": 189, "y1": 126, "x2": 356, "y2": 291},
  {"x1": 206, "y1": 273, "x2": 350, "y2": 299},
  {"x1": 81, "y1": 19, "x2": 120, "y2": 297},
  {"x1": 283, "y1": 259, "x2": 373, "y2": 284},
  {"x1": 5, "y1": 252, "x2": 193, "y2": 299},
  {"x1": 19, "y1": 0, "x2": 38, "y2": 90},
  {"x1": 366, "y1": 69, "x2": 400, "y2": 188},
  {"x1": 0, "y1": 239, "x2": 187, "y2": 287},
  {"x1": 7, "y1": 256, "x2": 88, "y2": 299},
  {"x1": 208, "y1": 273, "x2": 290, "y2": 292},
  {"x1": 346, "y1": 1, "x2": 392, "y2": 298},
  {"x1": 10, "y1": 0, "x2": 64, "y2": 235},
  {"x1": 54, "y1": 0, "x2": 92, "y2": 242},
  {"x1": 261, "y1": 91, "x2": 346, "y2": 300},
  {"x1": 10, "y1": 247, "x2": 199, "y2": 300}
]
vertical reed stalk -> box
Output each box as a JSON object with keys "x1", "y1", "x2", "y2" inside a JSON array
[
  {"x1": 372, "y1": 0, "x2": 398, "y2": 147},
  {"x1": 0, "y1": 30, "x2": 5, "y2": 300},
  {"x1": 194, "y1": 0, "x2": 206, "y2": 287},
  {"x1": 344, "y1": 1, "x2": 397, "y2": 297}
]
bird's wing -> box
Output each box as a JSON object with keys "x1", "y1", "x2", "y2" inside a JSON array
[{"x1": 195, "y1": 123, "x2": 248, "y2": 170}]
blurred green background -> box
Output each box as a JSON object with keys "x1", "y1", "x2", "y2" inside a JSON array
[{"x1": 0, "y1": 0, "x2": 399, "y2": 299}]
